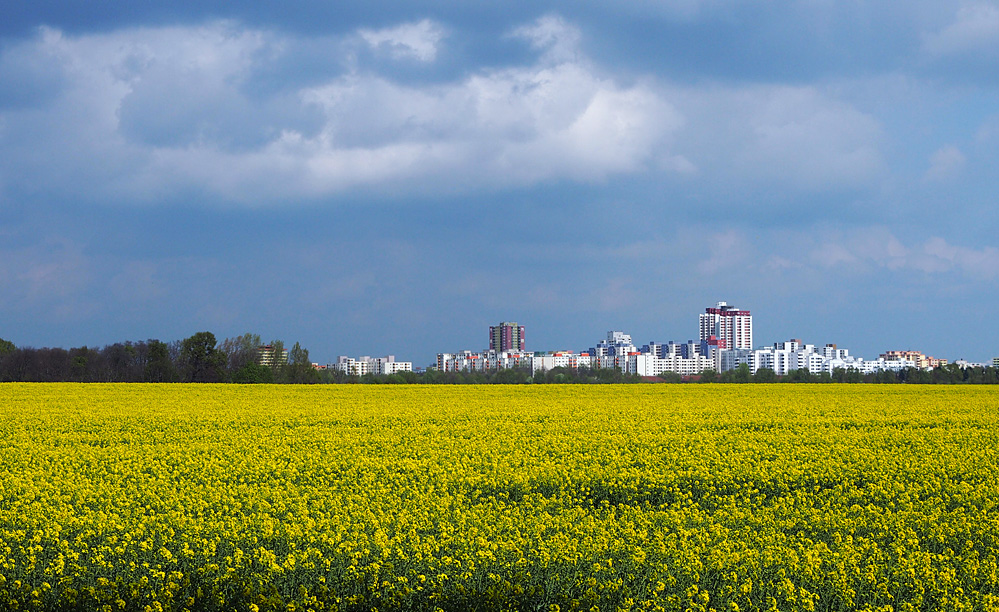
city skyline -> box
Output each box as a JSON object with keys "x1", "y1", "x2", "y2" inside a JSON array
[
  {"x1": 0, "y1": 296, "x2": 994, "y2": 370},
  {"x1": 435, "y1": 304, "x2": 981, "y2": 376},
  {"x1": 2, "y1": 3, "x2": 998, "y2": 366}
]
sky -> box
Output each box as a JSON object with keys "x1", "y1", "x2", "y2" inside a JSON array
[{"x1": 2, "y1": 1, "x2": 998, "y2": 366}]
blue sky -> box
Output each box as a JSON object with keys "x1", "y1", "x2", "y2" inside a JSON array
[{"x1": 2, "y1": 1, "x2": 998, "y2": 366}]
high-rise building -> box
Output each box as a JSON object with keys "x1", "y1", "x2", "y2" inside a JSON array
[
  {"x1": 489, "y1": 322, "x2": 525, "y2": 352},
  {"x1": 257, "y1": 345, "x2": 288, "y2": 367},
  {"x1": 699, "y1": 301, "x2": 752, "y2": 350},
  {"x1": 592, "y1": 331, "x2": 636, "y2": 357}
]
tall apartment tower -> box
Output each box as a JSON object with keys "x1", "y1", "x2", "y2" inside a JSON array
[
  {"x1": 699, "y1": 301, "x2": 752, "y2": 350},
  {"x1": 489, "y1": 322, "x2": 525, "y2": 352},
  {"x1": 257, "y1": 344, "x2": 289, "y2": 367}
]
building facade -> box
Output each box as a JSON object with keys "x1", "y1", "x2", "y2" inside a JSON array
[
  {"x1": 332, "y1": 355, "x2": 413, "y2": 376},
  {"x1": 489, "y1": 322, "x2": 525, "y2": 353},
  {"x1": 257, "y1": 345, "x2": 288, "y2": 368},
  {"x1": 880, "y1": 350, "x2": 947, "y2": 369},
  {"x1": 744, "y1": 340, "x2": 917, "y2": 376},
  {"x1": 699, "y1": 301, "x2": 752, "y2": 350}
]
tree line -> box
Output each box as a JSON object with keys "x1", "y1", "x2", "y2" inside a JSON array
[
  {"x1": 2, "y1": 334, "x2": 997, "y2": 384},
  {"x1": 697, "y1": 362, "x2": 999, "y2": 384},
  {"x1": 0, "y1": 332, "x2": 319, "y2": 384}
]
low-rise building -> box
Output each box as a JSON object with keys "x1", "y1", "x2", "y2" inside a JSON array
[
  {"x1": 333, "y1": 355, "x2": 413, "y2": 376},
  {"x1": 742, "y1": 340, "x2": 918, "y2": 376},
  {"x1": 953, "y1": 359, "x2": 990, "y2": 369},
  {"x1": 880, "y1": 350, "x2": 947, "y2": 370},
  {"x1": 439, "y1": 331, "x2": 716, "y2": 377}
]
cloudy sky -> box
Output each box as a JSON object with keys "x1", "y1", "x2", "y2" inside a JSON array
[{"x1": 2, "y1": 1, "x2": 998, "y2": 365}]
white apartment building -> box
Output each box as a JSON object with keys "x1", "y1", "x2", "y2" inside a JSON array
[
  {"x1": 371, "y1": 355, "x2": 413, "y2": 375},
  {"x1": 630, "y1": 353, "x2": 715, "y2": 377},
  {"x1": 719, "y1": 348, "x2": 754, "y2": 373},
  {"x1": 530, "y1": 351, "x2": 594, "y2": 374},
  {"x1": 333, "y1": 356, "x2": 370, "y2": 376},
  {"x1": 333, "y1": 355, "x2": 413, "y2": 376},
  {"x1": 437, "y1": 333, "x2": 714, "y2": 377},
  {"x1": 436, "y1": 350, "x2": 534, "y2": 372},
  {"x1": 742, "y1": 340, "x2": 917, "y2": 376},
  {"x1": 592, "y1": 331, "x2": 637, "y2": 357}
]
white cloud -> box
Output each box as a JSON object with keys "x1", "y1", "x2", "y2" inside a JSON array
[
  {"x1": 815, "y1": 227, "x2": 909, "y2": 271},
  {"x1": 763, "y1": 256, "x2": 801, "y2": 271},
  {"x1": 687, "y1": 227, "x2": 999, "y2": 287},
  {"x1": 511, "y1": 14, "x2": 582, "y2": 64},
  {"x1": 0, "y1": 17, "x2": 685, "y2": 205},
  {"x1": 916, "y1": 237, "x2": 999, "y2": 277},
  {"x1": 332, "y1": 16, "x2": 672, "y2": 189},
  {"x1": 924, "y1": 145, "x2": 966, "y2": 182},
  {"x1": 658, "y1": 153, "x2": 698, "y2": 174},
  {"x1": 660, "y1": 82, "x2": 886, "y2": 193},
  {"x1": 697, "y1": 230, "x2": 750, "y2": 274},
  {"x1": 0, "y1": 15, "x2": 886, "y2": 208},
  {"x1": 812, "y1": 228, "x2": 999, "y2": 280},
  {"x1": 359, "y1": 19, "x2": 445, "y2": 62},
  {"x1": 923, "y1": 2, "x2": 999, "y2": 57},
  {"x1": 723, "y1": 86, "x2": 883, "y2": 189}
]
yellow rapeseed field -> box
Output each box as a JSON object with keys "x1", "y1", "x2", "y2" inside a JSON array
[{"x1": 1, "y1": 383, "x2": 997, "y2": 611}]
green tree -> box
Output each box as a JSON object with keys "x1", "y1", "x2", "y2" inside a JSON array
[
  {"x1": 931, "y1": 364, "x2": 960, "y2": 384},
  {"x1": 845, "y1": 368, "x2": 865, "y2": 383},
  {"x1": 102, "y1": 342, "x2": 140, "y2": 382},
  {"x1": 543, "y1": 367, "x2": 573, "y2": 384},
  {"x1": 0, "y1": 338, "x2": 14, "y2": 382},
  {"x1": 395, "y1": 370, "x2": 419, "y2": 384},
  {"x1": 220, "y1": 333, "x2": 262, "y2": 381},
  {"x1": 593, "y1": 367, "x2": 626, "y2": 383},
  {"x1": 966, "y1": 366, "x2": 986, "y2": 384},
  {"x1": 873, "y1": 368, "x2": 898, "y2": 384},
  {"x1": 784, "y1": 368, "x2": 814, "y2": 383},
  {"x1": 179, "y1": 332, "x2": 226, "y2": 383},
  {"x1": 493, "y1": 368, "x2": 531, "y2": 384},
  {"x1": 144, "y1": 340, "x2": 177, "y2": 382},
  {"x1": 657, "y1": 371, "x2": 682, "y2": 383},
  {"x1": 282, "y1": 341, "x2": 319, "y2": 384},
  {"x1": 420, "y1": 369, "x2": 444, "y2": 384},
  {"x1": 232, "y1": 362, "x2": 274, "y2": 384},
  {"x1": 699, "y1": 369, "x2": 718, "y2": 383},
  {"x1": 753, "y1": 368, "x2": 776, "y2": 383},
  {"x1": 69, "y1": 346, "x2": 99, "y2": 382},
  {"x1": 265, "y1": 339, "x2": 286, "y2": 377},
  {"x1": 360, "y1": 372, "x2": 381, "y2": 384},
  {"x1": 719, "y1": 363, "x2": 752, "y2": 383}
]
